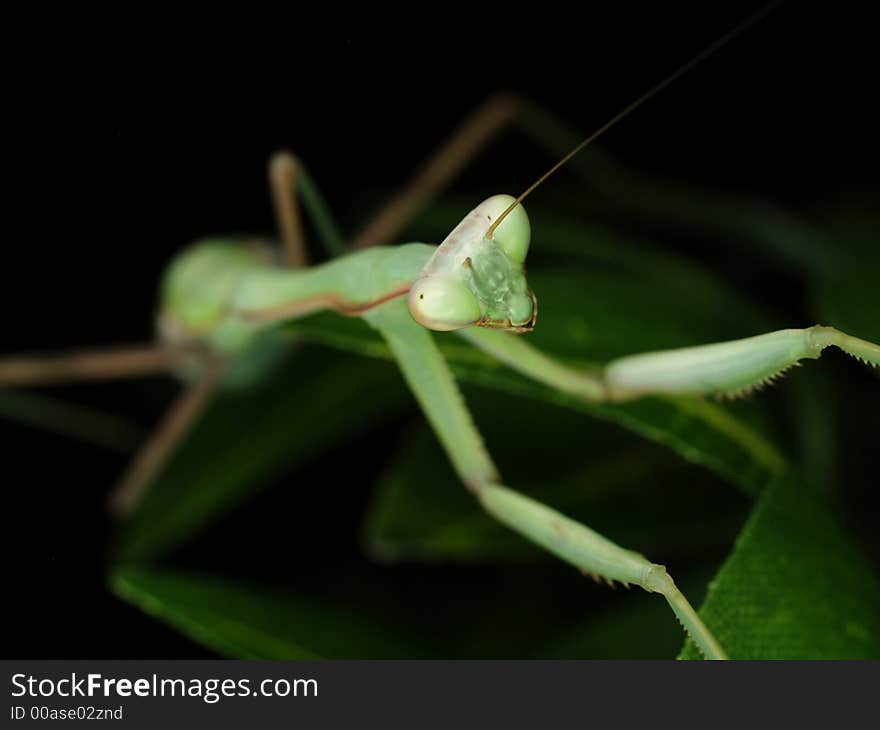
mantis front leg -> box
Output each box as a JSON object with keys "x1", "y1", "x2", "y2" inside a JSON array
[
  {"x1": 364, "y1": 298, "x2": 728, "y2": 660},
  {"x1": 459, "y1": 325, "x2": 879, "y2": 402}
]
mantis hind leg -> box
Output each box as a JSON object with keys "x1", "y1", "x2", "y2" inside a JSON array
[
  {"x1": 349, "y1": 94, "x2": 521, "y2": 250},
  {"x1": 106, "y1": 361, "x2": 224, "y2": 517},
  {"x1": 364, "y1": 298, "x2": 727, "y2": 659},
  {"x1": 0, "y1": 344, "x2": 185, "y2": 388}
]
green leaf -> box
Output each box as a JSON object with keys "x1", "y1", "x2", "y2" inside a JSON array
[
  {"x1": 114, "y1": 344, "x2": 410, "y2": 563},
  {"x1": 365, "y1": 390, "x2": 749, "y2": 564},
  {"x1": 111, "y1": 567, "x2": 427, "y2": 658},
  {"x1": 111, "y1": 562, "x2": 720, "y2": 660},
  {"x1": 679, "y1": 473, "x2": 880, "y2": 659}
]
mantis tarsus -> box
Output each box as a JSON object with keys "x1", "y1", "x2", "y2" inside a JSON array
[{"x1": 4, "y1": 7, "x2": 879, "y2": 660}]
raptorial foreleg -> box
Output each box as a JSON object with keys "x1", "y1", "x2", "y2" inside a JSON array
[
  {"x1": 365, "y1": 298, "x2": 727, "y2": 659},
  {"x1": 603, "y1": 326, "x2": 879, "y2": 401},
  {"x1": 459, "y1": 325, "x2": 879, "y2": 403}
]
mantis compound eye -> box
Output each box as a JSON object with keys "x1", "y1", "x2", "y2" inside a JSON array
[
  {"x1": 408, "y1": 276, "x2": 481, "y2": 331},
  {"x1": 476, "y1": 194, "x2": 531, "y2": 264}
]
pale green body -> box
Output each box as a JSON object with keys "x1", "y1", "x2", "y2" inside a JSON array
[
  {"x1": 160, "y1": 241, "x2": 433, "y2": 356},
  {"x1": 159, "y1": 237, "x2": 880, "y2": 401},
  {"x1": 235, "y1": 244, "x2": 433, "y2": 315},
  {"x1": 154, "y1": 196, "x2": 879, "y2": 662}
]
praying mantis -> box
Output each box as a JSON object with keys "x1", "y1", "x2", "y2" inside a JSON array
[{"x1": 4, "y1": 6, "x2": 879, "y2": 660}]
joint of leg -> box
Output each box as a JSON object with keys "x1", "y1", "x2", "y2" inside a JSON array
[
  {"x1": 806, "y1": 325, "x2": 841, "y2": 356},
  {"x1": 640, "y1": 563, "x2": 676, "y2": 596},
  {"x1": 484, "y1": 92, "x2": 523, "y2": 120},
  {"x1": 465, "y1": 472, "x2": 494, "y2": 496},
  {"x1": 269, "y1": 150, "x2": 301, "y2": 180},
  {"x1": 602, "y1": 380, "x2": 635, "y2": 404}
]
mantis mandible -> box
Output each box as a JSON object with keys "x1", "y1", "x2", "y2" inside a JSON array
[{"x1": 2, "y1": 5, "x2": 878, "y2": 660}]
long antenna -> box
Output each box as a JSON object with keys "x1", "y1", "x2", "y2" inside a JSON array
[{"x1": 486, "y1": 1, "x2": 781, "y2": 239}]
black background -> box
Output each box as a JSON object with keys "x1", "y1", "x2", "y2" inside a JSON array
[{"x1": 4, "y1": 3, "x2": 878, "y2": 658}]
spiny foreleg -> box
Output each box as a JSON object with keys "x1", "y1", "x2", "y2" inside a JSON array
[
  {"x1": 604, "y1": 326, "x2": 879, "y2": 401},
  {"x1": 459, "y1": 325, "x2": 879, "y2": 404},
  {"x1": 366, "y1": 298, "x2": 727, "y2": 660}
]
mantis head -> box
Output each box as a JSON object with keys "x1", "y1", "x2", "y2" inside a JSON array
[{"x1": 408, "y1": 195, "x2": 537, "y2": 333}]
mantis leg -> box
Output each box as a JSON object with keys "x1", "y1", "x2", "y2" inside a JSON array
[
  {"x1": 0, "y1": 341, "x2": 221, "y2": 517},
  {"x1": 269, "y1": 151, "x2": 347, "y2": 261},
  {"x1": 107, "y1": 362, "x2": 224, "y2": 517},
  {"x1": 0, "y1": 343, "x2": 187, "y2": 388},
  {"x1": 459, "y1": 325, "x2": 880, "y2": 402},
  {"x1": 349, "y1": 94, "x2": 522, "y2": 249},
  {"x1": 364, "y1": 298, "x2": 727, "y2": 660},
  {"x1": 268, "y1": 152, "x2": 309, "y2": 268}
]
